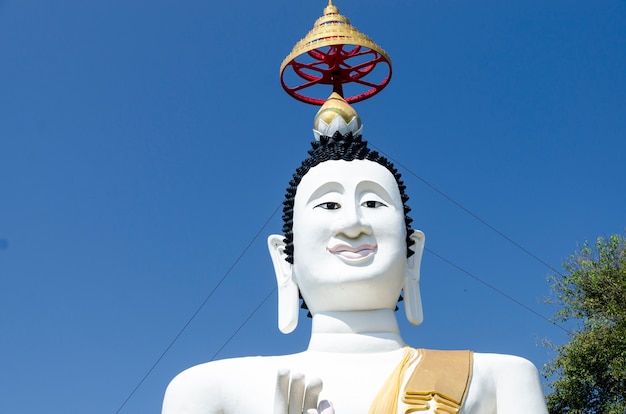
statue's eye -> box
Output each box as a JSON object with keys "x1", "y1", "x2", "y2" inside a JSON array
[
  {"x1": 315, "y1": 202, "x2": 341, "y2": 210},
  {"x1": 362, "y1": 200, "x2": 386, "y2": 208}
]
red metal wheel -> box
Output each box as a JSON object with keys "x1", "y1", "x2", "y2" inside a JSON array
[{"x1": 280, "y1": 43, "x2": 392, "y2": 105}]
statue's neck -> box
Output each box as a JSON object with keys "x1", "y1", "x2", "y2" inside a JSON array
[{"x1": 307, "y1": 309, "x2": 406, "y2": 353}]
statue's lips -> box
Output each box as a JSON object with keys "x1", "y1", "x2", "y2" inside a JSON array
[{"x1": 327, "y1": 243, "x2": 377, "y2": 260}]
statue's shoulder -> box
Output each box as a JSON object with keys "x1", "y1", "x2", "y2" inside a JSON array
[
  {"x1": 472, "y1": 351, "x2": 540, "y2": 377},
  {"x1": 165, "y1": 354, "x2": 292, "y2": 390},
  {"x1": 162, "y1": 354, "x2": 299, "y2": 414},
  {"x1": 470, "y1": 351, "x2": 541, "y2": 394},
  {"x1": 465, "y1": 352, "x2": 547, "y2": 414}
]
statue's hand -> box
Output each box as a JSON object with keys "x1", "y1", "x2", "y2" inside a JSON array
[
  {"x1": 274, "y1": 369, "x2": 335, "y2": 414},
  {"x1": 306, "y1": 400, "x2": 334, "y2": 414}
]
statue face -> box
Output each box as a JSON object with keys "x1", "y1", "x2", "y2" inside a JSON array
[{"x1": 292, "y1": 159, "x2": 408, "y2": 313}]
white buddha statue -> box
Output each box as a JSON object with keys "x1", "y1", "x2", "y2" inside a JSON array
[{"x1": 162, "y1": 95, "x2": 548, "y2": 414}]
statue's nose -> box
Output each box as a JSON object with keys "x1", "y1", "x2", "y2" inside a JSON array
[{"x1": 331, "y1": 204, "x2": 373, "y2": 239}]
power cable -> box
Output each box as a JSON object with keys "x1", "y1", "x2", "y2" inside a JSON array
[
  {"x1": 370, "y1": 143, "x2": 564, "y2": 278},
  {"x1": 114, "y1": 203, "x2": 281, "y2": 414},
  {"x1": 208, "y1": 287, "x2": 277, "y2": 362},
  {"x1": 426, "y1": 247, "x2": 570, "y2": 334}
]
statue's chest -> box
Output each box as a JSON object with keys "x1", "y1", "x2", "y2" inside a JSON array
[
  {"x1": 303, "y1": 359, "x2": 399, "y2": 413},
  {"x1": 224, "y1": 350, "x2": 476, "y2": 414}
]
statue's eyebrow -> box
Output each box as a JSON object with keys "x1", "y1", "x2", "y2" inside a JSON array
[
  {"x1": 306, "y1": 181, "x2": 343, "y2": 206},
  {"x1": 357, "y1": 180, "x2": 395, "y2": 206}
]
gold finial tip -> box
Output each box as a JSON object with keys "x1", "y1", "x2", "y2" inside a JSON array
[
  {"x1": 324, "y1": 0, "x2": 338, "y2": 14},
  {"x1": 313, "y1": 93, "x2": 362, "y2": 141}
]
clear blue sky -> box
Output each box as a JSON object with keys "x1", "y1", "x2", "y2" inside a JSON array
[{"x1": 1, "y1": 0, "x2": 625, "y2": 413}]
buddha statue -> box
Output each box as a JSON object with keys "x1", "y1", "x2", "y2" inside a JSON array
[{"x1": 162, "y1": 95, "x2": 548, "y2": 414}]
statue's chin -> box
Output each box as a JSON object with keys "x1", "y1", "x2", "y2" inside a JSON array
[{"x1": 299, "y1": 277, "x2": 403, "y2": 314}]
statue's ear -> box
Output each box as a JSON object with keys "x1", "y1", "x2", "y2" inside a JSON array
[
  {"x1": 404, "y1": 230, "x2": 425, "y2": 326},
  {"x1": 267, "y1": 235, "x2": 299, "y2": 334}
]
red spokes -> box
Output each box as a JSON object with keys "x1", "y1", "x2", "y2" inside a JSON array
[{"x1": 281, "y1": 44, "x2": 392, "y2": 105}]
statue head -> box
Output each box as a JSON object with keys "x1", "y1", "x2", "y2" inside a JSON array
[
  {"x1": 282, "y1": 133, "x2": 415, "y2": 264},
  {"x1": 268, "y1": 132, "x2": 425, "y2": 333}
]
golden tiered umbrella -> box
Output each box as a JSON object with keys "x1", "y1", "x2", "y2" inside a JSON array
[{"x1": 280, "y1": 0, "x2": 392, "y2": 105}]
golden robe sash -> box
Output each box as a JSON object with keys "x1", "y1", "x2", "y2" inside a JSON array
[{"x1": 369, "y1": 348, "x2": 473, "y2": 414}]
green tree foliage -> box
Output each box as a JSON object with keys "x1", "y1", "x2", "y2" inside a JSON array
[{"x1": 544, "y1": 234, "x2": 626, "y2": 413}]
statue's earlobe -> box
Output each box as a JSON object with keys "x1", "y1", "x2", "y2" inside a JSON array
[
  {"x1": 267, "y1": 235, "x2": 299, "y2": 334},
  {"x1": 405, "y1": 230, "x2": 425, "y2": 326}
]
